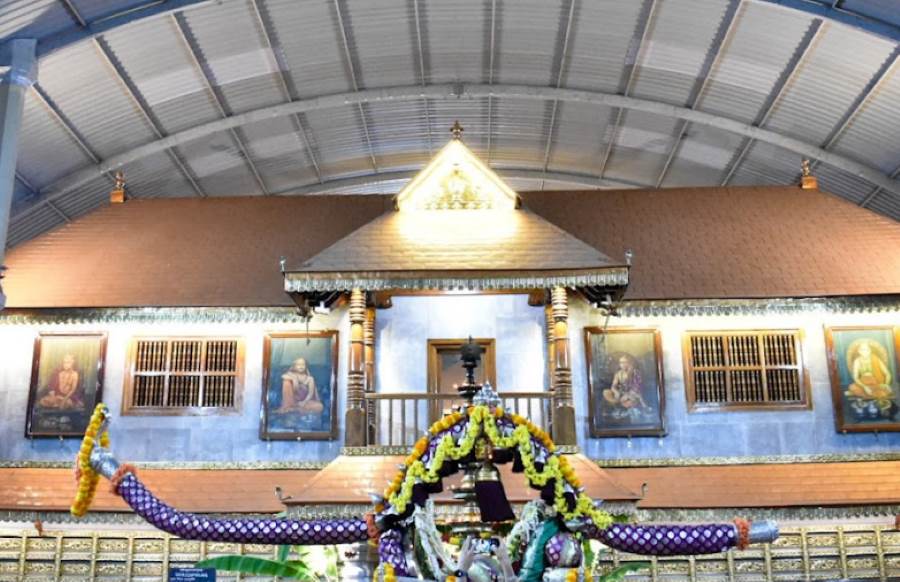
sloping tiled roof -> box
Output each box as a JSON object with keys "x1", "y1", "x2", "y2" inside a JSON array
[
  {"x1": 3, "y1": 196, "x2": 391, "y2": 308},
  {"x1": 284, "y1": 210, "x2": 627, "y2": 293},
  {"x1": 4, "y1": 185, "x2": 900, "y2": 308},
  {"x1": 520, "y1": 186, "x2": 900, "y2": 300},
  {"x1": 605, "y1": 460, "x2": 900, "y2": 508},
  {"x1": 1, "y1": 460, "x2": 897, "y2": 514},
  {"x1": 288, "y1": 454, "x2": 641, "y2": 505}
]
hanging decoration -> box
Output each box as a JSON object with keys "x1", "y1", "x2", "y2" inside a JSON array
[{"x1": 68, "y1": 337, "x2": 779, "y2": 581}]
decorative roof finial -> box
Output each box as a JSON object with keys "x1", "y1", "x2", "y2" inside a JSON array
[
  {"x1": 110, "y1": 170, "x2": 126, "y2": 204},
  {"x1": 450, "y1": 120, "x2": 464, "y2": 141},
  {"x1": 800, "y1": 159, "x2": 817, "y2": 189}
]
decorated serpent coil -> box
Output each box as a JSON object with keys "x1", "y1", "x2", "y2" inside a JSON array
[{"x1": 72, "y1": 393, "x2": 778, "y2": 582}]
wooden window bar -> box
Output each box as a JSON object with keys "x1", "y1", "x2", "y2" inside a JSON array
[
  {"x1": 125, "y1": 337, "x2": 243, "y2": 416},
  {"x1": 683, "y1": 330, "x2": 809, "y2": 412}
]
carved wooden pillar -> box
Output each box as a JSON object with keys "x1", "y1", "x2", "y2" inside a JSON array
[
  {"x1": 544, "y1": 304, "x2": 555, "y2": 391},
  {"x1": 345, "y1": 288, "x2": 367, "y2": 446},
  {"x1": 363, "y1": 305, "x2": 376, "y2": 444},
  {"x1": 550, "y1": 286, "x2": 576, "y2": 445}
]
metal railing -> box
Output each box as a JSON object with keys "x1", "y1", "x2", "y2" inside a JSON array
[{"x1": 364, "y1": 391, "x2": 552, "y2": 447}]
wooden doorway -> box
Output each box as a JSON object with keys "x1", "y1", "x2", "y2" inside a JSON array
[{"x1": 426, "y1": 338, "x2": 496, "y2": 422}]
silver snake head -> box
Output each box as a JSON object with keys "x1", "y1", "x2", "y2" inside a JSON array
[
  {"x1": 88, "y1": 446, "x2": 120, "y2": 480},
  {"x1": 749, "y1": 520, "x2": 779, "y2": 544}
]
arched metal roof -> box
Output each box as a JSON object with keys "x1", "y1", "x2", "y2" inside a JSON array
[{"x1": 3, "y1": 0, "x2": 900, "y2": 246}]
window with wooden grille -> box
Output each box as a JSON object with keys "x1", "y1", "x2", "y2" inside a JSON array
[
  {"x1": 123, "y1": 337, "x2": 244, "y2": 415},
  {"x1": 683, "y1": 330, "x2": 809, "y2": 411}
]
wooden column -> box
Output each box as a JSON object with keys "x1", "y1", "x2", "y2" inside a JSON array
[
  {"x1": 550, "y1": 286, "x2": 576, "y2": 445},
  {"x1": 544, "y1": 304, "x2": 555, "y2": 391},
  {"x1": 345, "y1": 288, "x2": 367, "y2": 446},
  {"x1": 363, "y1": 305, "x2": 376, "y2": 444}
]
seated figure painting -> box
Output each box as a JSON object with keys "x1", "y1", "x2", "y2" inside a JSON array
[
  {"x1": 585, "y1": 327, "x2": 666, "y2": 437},
  {"x1": 261, "y1": 331, "x2": 338, "y2": 440},
  {"x1": 826, "y1": 326, "x2": 900, "y2": 432},
  {"x1": 26, "y1": 332, "x2": 106, "y2": 437}
]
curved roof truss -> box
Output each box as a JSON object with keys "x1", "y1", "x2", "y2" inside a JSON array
[
  {"x1": 14, "y1": 82, "x2": 900, "y2": 222},
  {"x1": 30, "y1": 0, "x2": 900, "y2": 62}
]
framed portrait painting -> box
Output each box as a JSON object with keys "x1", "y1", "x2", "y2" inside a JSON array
[
  {"x1": 825, "y1": 326, "x2": 900, "y2": 432},
  {"x1": 25, "y1": 332, "x2": 107, "y2": 438},
  {"x1": 584, "y1": 327, "x2": 665, "y2": 437},
  {"x1": 261, "y1": 331, "x2": 339, "y2": 440}
]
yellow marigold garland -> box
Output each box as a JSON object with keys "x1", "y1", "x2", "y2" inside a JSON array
[
  {"x1": 564, "y1": 567, "x2": 579, "y2": 582},
  {"x1": 70, "y1": 404, "x2": 110, "y2": 518},
  {"x1": 383, "y1": 405, "x2": 613, "y2": 531},
  {"x1": 373, "y1": 563, "x2": 396, "y2": 582}
]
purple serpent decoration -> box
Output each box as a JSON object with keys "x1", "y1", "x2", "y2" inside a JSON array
[
  {"x1": 585, "y1": 522, "x2": 740, "y2": 556},
  {"x1": 378, "y1": 529, "x2": 410, "y2": 577},
  {"x1": 117, "y1": 472, "x2": 368, "y2": 545},
  {"x1": 117, "y1": 471, "x2": 749, "y2": 557}
]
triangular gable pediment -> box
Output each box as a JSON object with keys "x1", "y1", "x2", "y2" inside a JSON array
[{"x1": 395, "y1": 137, "x2": 518, "y2": 212}]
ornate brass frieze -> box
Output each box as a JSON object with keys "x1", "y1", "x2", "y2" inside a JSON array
[
  {"x1": 0, "y1": 306, "x2": 306, "y2": 325},
  {"x1": 284, "y1": 268, "x2": 630, "y2": 293},
  {"x1": 2, "y1": 523, "x2": 895, "y2": 582},
  {"x1": 616, "y1": 294, "x2": 900, "y2": 317}
]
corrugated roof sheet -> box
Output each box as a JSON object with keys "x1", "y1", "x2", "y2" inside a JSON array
[
  {"x1": 631, "y1": 0, "x2": 730, "y2": 106},
  {"x1": 2, "y1": 0, "x2": 900, "y2": 246},
  {"x1": 765, "y1": 21, "x2": 896, "y2": 147},
  {"x1": 697, "y1": 2, "x2": 813, "y2": 124}
]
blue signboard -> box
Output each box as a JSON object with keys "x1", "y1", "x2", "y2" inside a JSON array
[{"x1": 169, "y1": 567, "x2": 216, "y2": 581}]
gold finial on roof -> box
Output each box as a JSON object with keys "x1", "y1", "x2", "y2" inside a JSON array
[
  {"x1": 110, "y1": 170, "x2": 126, "y2": 203},
  {"x1": 800, "y1": 159, "x2": 817, "y2": 190},
  {"x1": 450, "y1": 121, "x2": 464, "y2": 140}
]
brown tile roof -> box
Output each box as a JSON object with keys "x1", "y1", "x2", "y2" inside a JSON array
[
  {"x1": 520, "y1": 186, "x2": 900, "y2": 300},
  {"x1": 284, "y1": 209, "x2": 627, "y2": 294},
  {"x1": 294, "y1": 210, "x2": 618, "y2": 272},
  {"x1": 605, "y1": 461, "x2": 900, "y2": 508},
  {"x1": 3, "y1": 196, "x2": 391, "y2": 308},
  {"x1": 4, "y1": 185, "x2": 900, "y2": 308},
  {"x1": 0, "y1": 461, "x2": 896, "y2": 514},
  {"x1": 288, "y1": 454, "x2": 641, "y2": 505}
]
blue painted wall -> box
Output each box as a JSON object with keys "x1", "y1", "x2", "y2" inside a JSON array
[{"x1": 0, "y1": 294, "x2": 897, "y2": 464}]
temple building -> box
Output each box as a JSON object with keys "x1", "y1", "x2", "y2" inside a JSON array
[{"x1": 0, "y1": 1, "x2": 898, "y2": 581}]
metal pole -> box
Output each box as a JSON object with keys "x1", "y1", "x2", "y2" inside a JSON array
[{"x1": 0, "y1": 39, "x2": 37, "y2": 309}]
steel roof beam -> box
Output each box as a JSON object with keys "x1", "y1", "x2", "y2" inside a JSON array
[
  {"x1": 411, "y1": 0, "x2": 433, "y2": 156},
  {"x1": 655, "y1": 0, "x2": 743, "y2": 188},
  {"x1": 172, "y1": 12, "x2": 270, "y2": 195},
  {"x1": 803, "y1": 46, "x2": 900, "y2": 179},
  {"x1": 720, "y1": 18, "x2": 823, "y2": 185},
  {"x1": 275, "y1": 167, "x2": 647, "y2": 197},
  {"x1": 861, "y1": 163, "x2": 900, "y2": 208},
  {"x1": 249, "y1": 0, "x2": 323, "y2": 184},
  {"x1": 32, "y1": 0, "x2": 900, "y2": 67},
  {"x1": 14, "y1": 82, "x2": 900, "y2": 222},
  {"x1": 486, "y1": 0, "x2": 497, "y2": 162},
  {"x1": 598, "y1": 0, "x2": 659, "y2": 180},
  {"x1": 756, "y1": 0, "x2": 900, "y2": 43},
  {"x1": 333, "y1": 0, "x2": 378, "y2": 172},
  {"x1": 38, "y1": 0, "x2": 217, "y2": 59},
  {"x1": 540, "y1": 0, "x2": 577, "y2": 190}
]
